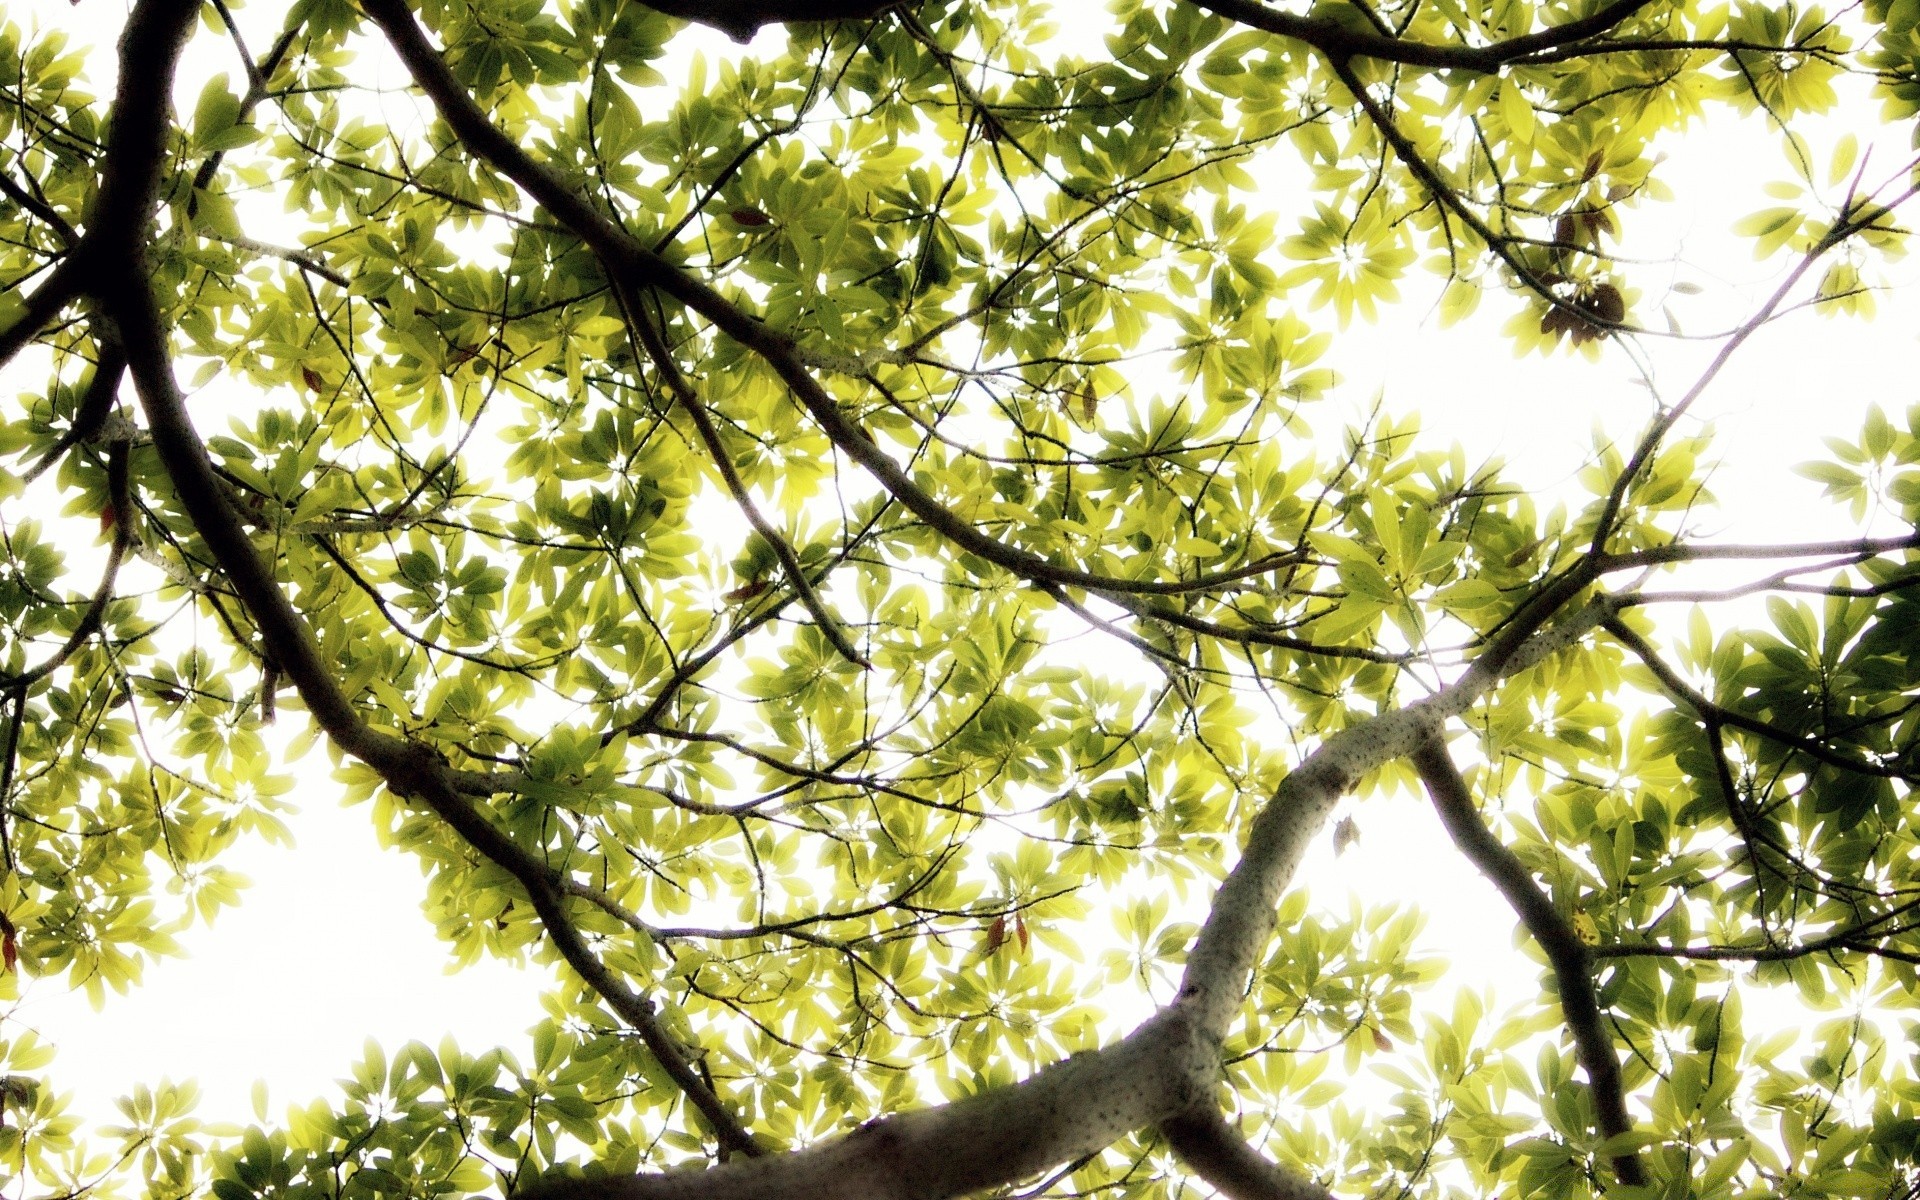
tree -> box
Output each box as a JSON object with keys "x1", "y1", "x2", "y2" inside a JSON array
[{"x1": 0, "y1": 0, "x2": 1917, "y2": 1195}]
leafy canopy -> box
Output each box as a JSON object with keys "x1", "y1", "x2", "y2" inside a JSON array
[{"x1": 0, "y1": 0, "x2": 1918, "y2": 1198}]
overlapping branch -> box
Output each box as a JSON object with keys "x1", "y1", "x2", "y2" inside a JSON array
[
  {"x1": 72, "y1": 19, "x2": 1641, "y2": 1193},
  {"x1": 0, "y1": 439, "x2": 134, "y2": 691},
  {"x1": 1196, "y1": 0, "x2": 1662, "y2": 72},
  {"x1": 1604, "y1": 614, "x2": 1918, "y2": 780}
]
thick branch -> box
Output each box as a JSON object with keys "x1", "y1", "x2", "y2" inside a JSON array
[
  {"x1": 637, "y1": 0, "x2": 898, "y2": 41},
  {"x1": 1160, "y1": 1109, "x2": 1334, "y2": 1200},
  {"x1": 116, "y1": 278, "x2": 764, "y2": 1159},
  {"x1": 1176, "y1": 587, "x2": 1619, "y2": 1035},
  {"x1": 84, "y1": 0, "x2": 756, "y2": 1158},
  {"x1": 537, "y1": 501, "x2": 1606, "y2": 1200},
  {"x1": 0, "y1": 256, "x2": 88, "y2": 373},
  {"x1": 0, "y1": 170, "x2": 78, "y2": 245},
  {"x1": 518, "y1": 1011, "x2": 1211, "y2": 1200},
  {"x1": 513, "y1": 496, "x2": 1617, "y2": 1200},
  {"x1": 1194, "y1": 0, "x2": 1658, "y2": 72},
  {"x1": 1410, "y1": 740, "x2": 1644, "y2": 1187}
]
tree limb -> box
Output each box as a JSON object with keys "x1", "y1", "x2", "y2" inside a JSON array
[
  {"x1": 636, "y1": 0, "x2": 900, "y2": 41},
  {"x1": 1193, "y1": 0, "x2": 1660, "y2": 73},
  {"x1": 1599, "y1": 530, "x2": 1920, "y2": 569},
  {"x1": 0, "y1": 255, "x2": 88, "y2": 373},
  {"x1": 22, "y1": 327, "x2": 126, "y2": 485},
  {"x1": 1586, "y1": 191, "x2": 1915, "y2": 553},
  {"x1": 358, "y1": 0, "x2": 1308, "y2": 602},
  {"x1": 0, "y1": 438, "x2": 134, "y2": 690},
  {"x1": 0, "y1": 170, "x2": 78, "y2": 245},
  {"x1": 1160, "y1": 1108, "x2": 1334, "y2": 1200},
  {"x1": 83, "y1": 0, "x2": 759, "y2": 1159},
  {"x1": 1603, "y1": 615, "x2": 1916, "y2": 780},
  {"x1": 1409, "y1": 739, "x2": 1645, "y2": 1187}
]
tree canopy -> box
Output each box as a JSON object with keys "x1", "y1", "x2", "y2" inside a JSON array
[{"x1": 2, "y1": 0, "x2": 1919, "y2": 1197}]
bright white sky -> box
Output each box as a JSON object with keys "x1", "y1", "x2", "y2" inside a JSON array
[{"x1": 10, "y1": 0, "x2": 1920, "y2": 1161}]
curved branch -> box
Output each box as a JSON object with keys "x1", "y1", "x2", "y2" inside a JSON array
[
  {"x1": 83, "y1": 0, "x2": 757, "y2": 1159},
  {"x1": 1160, "y1": 1108, "x2": 1334, "y2": 1200},
  {"x1": 517, "y1": 454, "x2": 1617, "y2": 1200},
  {"x1": 1112, "y1": 591, "x2": 1414, "y2": 664},
  {"x1": 1409, "y1": 739, "x2": 1644, "y2": 1187},
  {"x1": 518, "y1": 1010, "x2": 1208, "y2": 1200},
  {"x1": 1599, "y1": 895, "x2": 1920, "y2": 962},
  {"x1": 0, "y1": 255, "x2": 89, "y2": 373},
  {"x1": 187, "y1": 10, "x2": 302, "y2": 213},
  {"x1": 1175, "y1": 586, "x2": 1620, "y2": 1036},
  {"x1": 0, "y1": 170, "x2": 78, "y2": 245},
  {"x1": 22, "y1": 329, "x2": 127, "y2": 486},
  {"x1": 1194, "y1": 0, "x2": 1659, "y2": 73},
  {"x1": 0, "y1": 439, "x2": 134, "y2": 690},
  {"x1": 1587, "y1": 190, "x2": 1916, "y2": 553},
  {"x1": 1599, "y1": 530, "x2": 1920, "y2": 570},
  {"x1": 358, "y1": 0, "x2": 1308, "y2": 602},
  {"x1": 636, "y1": 0, "x2": 899, "y2": 42},
  {"x1": 1603, "y1": 616, "x2": 1915, "y2": 780}
]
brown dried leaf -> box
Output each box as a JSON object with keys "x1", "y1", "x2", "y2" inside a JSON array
[
  {"x1": 1333, "y1": 816, "x2": 1359, "y2": 856},
  {"x1": 1589, "y1": 281, "x2": 1626, "y2": 325}
]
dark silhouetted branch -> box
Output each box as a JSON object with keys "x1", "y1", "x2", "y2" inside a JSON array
[
  {"x1": 1196, "y1": 0, "x2": 1659, "y2": 72},
  {"x1": 359, "y1": 0, "x2": 1311, "y2": 603},
  {"x1": 0, "y1": 256, "x2": 88, "y2": 373},
  {"x1": 1604, "y1": 615, "x2": 1917, "y2": 780},
  {"x1": 1410, "y1": 739, "x2": 1645, "y2": 1187},
  {"x1": 86, "y1": 0, "x2": 759, "y2": 1159},
  {"x1": 22, "y1": 329, "x2": 126, "y2": 485},
  {"x1": 637, "y1": 0, "x2": 899, "y2": 41},
  {"x1": 0, "y1": 439, "x2": 134, "y2": 690}
]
